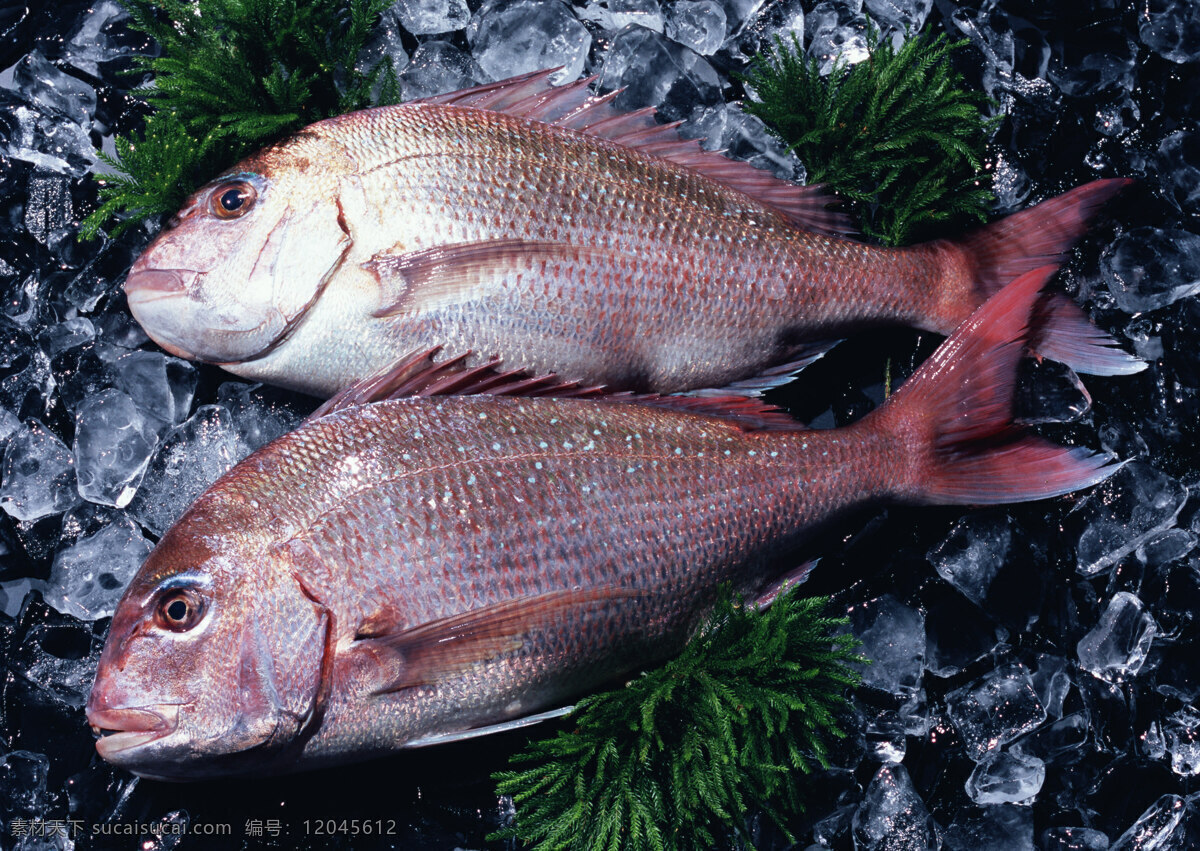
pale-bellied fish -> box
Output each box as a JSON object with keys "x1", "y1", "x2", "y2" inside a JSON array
[
  {"x1": 123, "y1": 70, "x2": 1143, "y2": 399},
  {"x1": 88, "y1": 268, "x2": 1120, "y2": 778}
]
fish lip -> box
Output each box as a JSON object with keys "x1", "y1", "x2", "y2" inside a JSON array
[
  {"x1": 88, "y1": 704, "x2": 183, "y2": 759},
  {"x1": 124, "y1": 267, "x2": 197, "y2": 301}
]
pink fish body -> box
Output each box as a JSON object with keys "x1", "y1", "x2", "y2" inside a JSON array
[
  {"x1": 89, "y1": 269, "x2": 1117, "y2": 778},
  {"x1": 124, "y1": 71, "x2": 1142, "y2": 398}
]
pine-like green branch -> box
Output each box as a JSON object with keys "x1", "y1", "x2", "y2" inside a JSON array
[
  {"x1": 81, "y1": 0, "x2": 400, "y2": 240},
  {"x1": 492, "y1": 591, "x2": 862, "y2": 851},
  {"x1": 742, "y1": 26, "x2": 997, "y2": 245}
]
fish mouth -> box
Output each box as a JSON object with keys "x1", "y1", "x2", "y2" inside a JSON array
[
  {"x1": 125, "y1": 267, "x2": 197, "y2": 301},
  {"x1": 88, "y1": 704, "x2": 183, "y2": 759}
]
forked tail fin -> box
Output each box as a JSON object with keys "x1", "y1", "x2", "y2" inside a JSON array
[
  {"x1": 937, "y1": 179, "x2": 1144, "y2": 376},
  {"x1": 875, "y1": 266, "x2": 1121, "y2": 505}
]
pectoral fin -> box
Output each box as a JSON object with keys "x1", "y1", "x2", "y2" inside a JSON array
[
  {"x1": 364, "y1": 238, "x2": 603, "y2": 317},
  {"x1": 356, "y1": 587, "x2": 643, "y2": 695}
]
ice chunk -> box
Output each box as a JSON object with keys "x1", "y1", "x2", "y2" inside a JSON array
[
  {"x1": 1016, "y1": 359, "x2": 1092, "y2": 424},
  {"x1": 394, "y1": 0, "x2": 470, "y2": 35},
  {"x1": 579, "y1": 0, "x2": 666, "y2": 34},
  {"x1": 1139, "y1": 0, "x2": 1200, "y2": 64},
  {"x1": 945, "y1": 662, "x2": 1047, "y2": 761},
  {"x1": 11, "y1": 596, "x2": 105, "y2": 711},
  {"x1": 0, "y1": 407, "x2": 19, "y2": 445},
  {"x1": 1074, "y1": 462, "x2": 1187, "y2": 576},
  {"x1": 965, "y1": 750, "x2": 1045, "y2": 804},
  {"x1": 44, "y1": 516, "x2": 151, "y2": 621},
  {"x1": 850, "y1": 763, "x2": 937, "y2": 851},
  {"x1": 726, "y1": 0, "x2": 804, "y2": 65},
  {"x1": 1031, "y1": 654, "x2": 1072, "y2": 720},
  {"x1": 1160, "y1": 707, "x2": 1200, "y2": 776},
  {"x1": 23, "y1": 172, "x2": 72, "y2": 247},
  {"x1": 943, "y1": 805, "x2": 1034, "y2": 851},
  {"x1": 923, "y1": 589, "x2": 1001, "y2": 678},
  {"x1": 864, "y1": 707, "x2": 906, "y2": 763},
  {"x1": 37, "y1": 318, "x2": 94, "y2": 359},
  {"x1": 111, "y1": 350, "x2": 197, "y2": 430},
  {"x1": 399, "y1": 40, "x2": 483, "y2": 100},
  {"x1": 63, "y1": 0, "x2": 140, "y2": 79},
  {"x1": 1077, "y1": 591, "x2": 1157, "y2": 681},
  {"x1": 1154, "y1": 131, "x2": 1200, "y2": 215},
  {"x1": 0, "y1": 750, "x2": 51, "y2": 820},
  {"x1": 216, "y1": 381, "x2": 305, "y2": 456},
  {"x1": 665, "y1": 1, "x2": 726, "y2": 55},
  {"x1": 126, "y1": 405, "x2": 241, "y2": 536},
  {"x1": 357, "y1": 5, "x2": 409, "y2": 87},
  {"x1": 0, "y1": 420, "x2": 78, "y2": 523},
  {"x1": 73, "y1": 389, "x2": 159, "y2": 508},
  {"x1": 1012, "y1": 712, "x2": 1090, "y2": 763},
  {"x1": 846, "y1": 593, "x2": 924, "y2": 698},
  {"x1": 468, "y1": 0, "x2": 591, "y2": 85},
  {"x1": 1040, "y1": 826, "x2": 1110, "y2": 850},
  {"x1": 807, "y1": 1, "x2": 868, "y2": 76},
  {"x1": 1049, "y1": 52, "x2": 1136, "y2": 99},
  {"x1": 1100, "y1": 227, "x2": 1200, "y2": 314},
  {"x1": 12, "y1": 51, "x2": 96, "y2": 128},
  {"x1": 1137, "y1": 529, "x2": 1196, "y2": 570},
  {"x1": 864, "y1": 0, "x2": 932, "y2": 36},
  {"x1": 927, "y1": 513, "x2": 1013, "y2": 607},
  {"x1": 598, "y1": 25, "x2": 723, "y2": 123},
  {"x1": 1110, "y1": 794, "x2": 1188, "y2": 850}
]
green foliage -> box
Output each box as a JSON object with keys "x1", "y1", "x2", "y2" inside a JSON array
[
  {"x1": 81, "y1": 0, "x2": 400, "y2": 239},
  {"x1": 742, "y1": 26, "x2": 997, "y2": 246},
  {"x1": 492, "y1": 591, "x2": 861, "y2": 851}
]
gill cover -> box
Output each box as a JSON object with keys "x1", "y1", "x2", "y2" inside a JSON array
[{"x1": 125, "y1": 168, "x2": 351, "y2": 364}]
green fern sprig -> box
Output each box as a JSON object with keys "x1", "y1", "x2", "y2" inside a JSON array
[
  {"x1": 81, "y1": 0, "x2": 400, "y2": 240},
  {"x1": 742, "y1": 26, "x2": 997, "y2": 245},
  {"x1": 492, "y1": 591, "x2": 862, "y2": 851}
]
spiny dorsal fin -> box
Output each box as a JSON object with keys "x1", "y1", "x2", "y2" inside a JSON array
[
  {"x1": 308, "y1": 346, "x2": 803, "y2": 432},
  {"x1": 412, "y1": 69, "x2": 854, "y2": 238}
]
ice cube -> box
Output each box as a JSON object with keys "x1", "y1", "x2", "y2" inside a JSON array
[
  {"x1": 1015, "y1": 359, "x2": 1092, "y2": 424},
  {"x1": 0, "y1": 750, "x2": 51, "y2": 820},
  {"x1": 1011, "y1": 712, "x2": 1090, "y2": 763},
  {"x1": 965, "y1": 749, "x2": 1045, "y2": 804},
  {"x1": 863, "y1": 0, "x2": 932, "y2": 36},
  {"x1": 927, "y1": 513, "x2": 1013, "y2": 607},
  {"x1": 216, "y1": 381, "x2": 306, "y2": 456},
  {"x1": 579, "y1": 0, "x2": 666, "y2": 34},
  {"x1": 73, "y1": 389, "x2": 159, "y2": 508},
  {"x1": 1139, "y1": 0, "x2": 1200, "y2": 64},
  {"x1": 110, "y1": 349, "x2": 196, "y2": 430},
  {"x1": 394, "y1": 0, "x2": 470, "y2": 35},
  {"x1": 1077, "y1": 591, "x2": 1157, "y2": 682},
  {"x1": 1039, "y1": 826, "x2": 1110, "y2": 850},
  {"x1": 725, "y1": 0, "x2": 804, "y2": 66},
  {"x1": 845, "y1": 593, "x2": 925, "y2": 698},
  {"x1": 1100, "y1": 227, "x2": 1200, "y2": 314},
  {"x1": 945, "y1": 662, "x2": 1047, "y2": 761},
  {"x1": 43, "y1": 516, "x2": 150, "y2": 621},
  {"x1": 37, "y1": 318, "x2": 94, "y2": 359},
  {"x1": 1153, "y1": 131, "x2": 1200, "y2": 215},
  {"x1": 685, "y1": 102, "x2": 804, "y2": 180},
  {"x1": 12, "y1": 51, "x2": 95, "y2": 128},
  {"x1": 0, "y1": 420, "x2": 78, "y2": 523},
  {"x1": 399, "y1": 40, "x2": 483, "y2": 100},
  {"x1": 1110, "y1": 794, "x2": 1188, "y2": 850},
  {"x1": 357, "y1": 5, "x2": 409, "y2": 89},
  {"x1": 125, "y1": 405, "x2": 241, "y2": 536},
  {"x1": 850, "y1": 763, "x2": 937, "y2": 851},
  {"x1": 1030, "y1": 654, "x2": 1072, "y2": 720},
  {"x1": 943, "y1": 805, "x2": 1034, "y2": 851},
  {"x1": 864, "y1": 707, "x2": 906, "y2": 763},
  {"x1": 468, "y1": 0, "x2": 591, "y2": 85},
  {"x1": 598, "y1": 25, "x2": 723, "y2": 123},
  {"x1": 23, "y1": 172, "x2": 72, "y2": 247},
  {"x1": 1074, "y1": 462, "x2": 1188, "y2": 577},
  {"x1": 1049, "y1": 51, "x2": 1136, "y2": 99},
  {"x1": 1160, "y1": 707, "x2": 1200, "y2": 777},
  {"x1": 62, "y1": 0, "x2": 140, "y2": 79},
  {"x1": 665, "y1": 1, "x2": 727, "y2": 55},
  {"x1": 1137, "y1": 529, "x2": 1197, "y2": 570},
  {"x1": 807, "y1": 1, "x2": 868, "y2": 76}
]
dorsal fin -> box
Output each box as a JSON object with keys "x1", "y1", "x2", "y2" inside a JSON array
[
  {"x1": 308, "y1": 347, "x2": 803, "y2": 432},
  {"x1": 412, "y1": 69, "x2": 854, "y2": 238}
]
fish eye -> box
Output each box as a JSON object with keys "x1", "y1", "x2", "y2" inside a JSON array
[
  {"x1": 210, "y1": 180, "x2": 257, "y2": 219},
  {"x1": 154, "y1": 589, "x2": 206, "y2": 632}
]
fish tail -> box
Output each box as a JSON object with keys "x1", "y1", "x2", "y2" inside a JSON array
[
  {"x1": 874, "y1": 266, "x2": 1120, "y2": 505},
  {"x1": 934, "y1": 178, "x2": 1144, "y2": 376}
]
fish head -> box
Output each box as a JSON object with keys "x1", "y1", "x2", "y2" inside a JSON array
[
  {"x1": 87, "y1": 519, "x2": 331, "y2": 780},
  {"x1": 124, "y1": 133, "x2": 354, "y2": 365}
]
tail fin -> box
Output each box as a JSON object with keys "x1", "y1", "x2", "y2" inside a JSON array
[
  {"x1": 877, "y1": 266, "x2": 1121, "y2": 505},
  {"x1": 939, "y1": 178, "x2": 1144, "y2": 376}
]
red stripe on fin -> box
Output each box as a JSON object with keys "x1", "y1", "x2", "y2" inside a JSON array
[
  {"x1": 410, "y1": 68, "x2": 854, "y2": 237},
  {"x1": 876, "y1": 266, "x2": 1120, "y2": 505},
  {"x1": 940, "y1": 178, "x2": 1143, "y2": 376},
  {"x1": 310, "y1": 347, "x2": 802, "y2": 431}
]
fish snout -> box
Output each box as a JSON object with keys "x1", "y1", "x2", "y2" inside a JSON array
[
  {"x1": 87, "y1": 702, "x2": 181, "y2": 760},
  {"x1": 124, "y1": 267, "x2": 195, "y2": 301}
]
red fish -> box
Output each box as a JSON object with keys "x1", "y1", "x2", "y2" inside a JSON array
[
  {"x1": 123, "y1": 70, "x2": 1141, "y2": 398},
  {"x1": 89, "y1": 267, "x2": 1117, "y2": 778}
]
